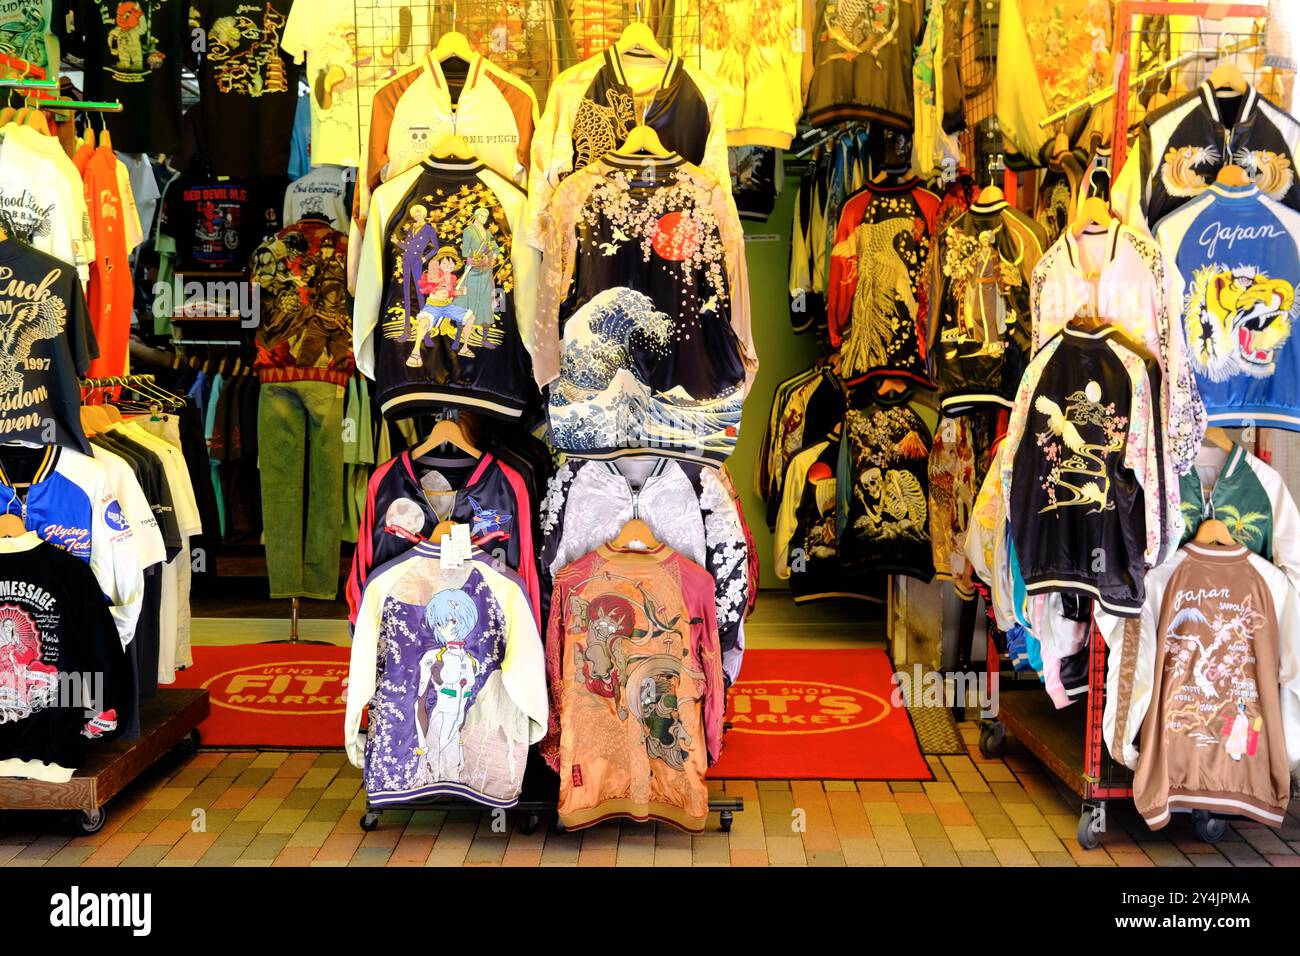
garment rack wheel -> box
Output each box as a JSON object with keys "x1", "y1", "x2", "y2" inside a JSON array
[
  {"x1": 74, "y1": 807, "x2": 107, "y2": 836},
  {"x1": 1077, "y1": 801, "x2": 1104, "y2": 850},
  {"x1": 173, "y1": 729, "x2": 201, "y2": 758},
  {"x1": 1193, "y1": 810, "x2": 1227, "y2": 844},
  {"x1": 719, "y1": 810, "x2": 733, "y2": 833},
  {"x1": 978, "y1": 720, "x2": 1006, "y2": 759},
  {"x1": 517, "y1": 811, "x2": 543, "y2": 836},
  {"x1": 360, "y1": 809, "x2": 382, "y2": 832}
]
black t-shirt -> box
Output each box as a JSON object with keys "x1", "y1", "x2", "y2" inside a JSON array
[
  {"x1": 0, "y1": 534, "x2": 131, "y2": 776},
  {"x1": 188, "y1": 0, "x2": 300, "y2": 177},
  {"x1": 58, "y1": 0, "x2": 188, "y2": 154},
  {"x1": 0, "y1": 239, "x2": 97, "y2": 454},
  {"x1": 160, "y1": 173, "x2": 288, "y2": 272}
]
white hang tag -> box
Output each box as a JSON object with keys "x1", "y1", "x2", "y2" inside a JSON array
[
  {"x1": 439, "y1": 534, "x2": 464, "y2": 569},
  {"x1": 450, "y1": 523, "x2": 473, "y2": 561}
]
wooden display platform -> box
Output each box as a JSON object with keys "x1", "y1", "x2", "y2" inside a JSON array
[
  {"x1": 0, "y1": 689, "x2": 209, "y2": 822},
  {"x1": 997, "y1": 690, "x2": 1090, "y2": 797}
]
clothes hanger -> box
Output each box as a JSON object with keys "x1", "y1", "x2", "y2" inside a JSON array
[
  {"x1": 411, "y1": 415, "x2": 481, "y2": 461},
  {"x1": 1070, "y1": 195, "x2": 1114, "y2": 237},
  {"x1": 977, "y1": 184, "x2": 1005, "y2": 204},
  {"x1": 614, "y1": 123, "x2": 670, "y2": 157},
  {"x1": 96, "y1": 109, "x2": 111, "y2": 151},
  {"x1": 427, "y1": 128, "x2": 475, "y2": 160},
  {"x1": 1193, "y1": 513, "x2": 1236, "y2": 546},
  {"x1": 433, "y1": 2, "x2": 473, "y2": 65},
  {"x1": 1215, "y1": 163, "x2": 1251, "y2": 186},
  {"x1": 1209, "y1": 61, "x2": 1247, "y2": 94},
  {"x1": 0, "y1": 510, "x2": 25, "y2": 537},
  {"x1": 611, "y1": 517, "x2": 660, "y2": 551},
  {"x1": 615, "y1": 14, "x2": 670, "y2": 62},
  {"x1": 1202, "y1": 427, "x2": 1234, "y2": 452}
]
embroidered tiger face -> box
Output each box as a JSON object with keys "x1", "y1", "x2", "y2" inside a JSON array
[{"x1": 1185, "y1": 265, "x2": 1295, "y2": 382}]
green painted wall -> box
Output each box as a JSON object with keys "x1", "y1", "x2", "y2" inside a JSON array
[{"x1": 732, "y1": 187, "x2": 824, "y2": 585}]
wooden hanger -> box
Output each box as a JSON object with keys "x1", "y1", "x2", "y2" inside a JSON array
[
  {"x1": 411, "y1": 415, "x2": 480, "y2": 460},
  {"x1": 1215, "y1": 163, "x2": 1251, "y2": 186},
  {"x1": 1209, "y1": 61, "x2": 1247, "y2": 94},
  {"x1": 614, "y1": 123, "x2": 670, "y2": 157},
  {"x1": 427, "y1": 129, "x2": 475, "y2": 160},
  {"x1": 1051, "y1": 131, "x2": 1070, "y2": 159},
  {"x1": 616, "y1": 20, "x2": 669, "y2": 61},
  {"x1": 611, "y1": 517, "x2": 660, "y2": 551},
  {"x1": 1203, "y1": 426, "x2": 1234, "y2": 452},
  {"x1": 1193, "y1": 515, "x2": 1235, "y2": 546},
  {"x1": 431, "y1": 519, "x2": 459, "y2": 543},
  {"x1": 1070, "y1": 195, "x2": 1114, "y2": 237},
  {"x1": 0, "y1": 511, "x2": 25, "y2": 537}
]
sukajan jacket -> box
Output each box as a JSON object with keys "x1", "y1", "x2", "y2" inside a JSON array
[
  {"x1": 534, "y1": 153, "x2": 755, "y2": 465},
  {"x1": 1098, "y1": 544, "x2": 1300, "y2": 828},
  {"x1": 543, "y1": 542, "x2": 724, "y2": 833},
  {"x1": 345, "y1": 542, "x2": 547, "y2": 809},
  {"x1": 1002, "y1": 326, "x2": 1161, "y2": 617},
  {"x1": 827, "y1": 177, "x2": 943, "y2": 386},
  {"x1": 1112, "y1": 81, "x2": 1300, "y2": 232},
  {"x1": 352, "y1": 156, "x2": 542, "y2": 422},
  {"x1": 929, "y1": 197, "x2": 1046, "y2": 413},
  {"x1": 1154, "y1": 182, "x2": 1300, "y2": 432},
  {"x1": 345, "y1": 449, "x2": 539, "y2": 626},
  {"x1": 539, "y1": 457, "x2": 750, "y2": 683},
  {"x1": 525, "y1": 47, "x2": 732, "y2": 253}
]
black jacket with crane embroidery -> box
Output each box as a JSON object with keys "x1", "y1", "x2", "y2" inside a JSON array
[{"x1": 1002, "y1": 326, "x2": 1164, "y2": 617}]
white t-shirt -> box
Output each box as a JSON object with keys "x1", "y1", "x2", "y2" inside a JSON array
[{"x1": 283, "y1": 164, "x2": 351, "y2": 229}]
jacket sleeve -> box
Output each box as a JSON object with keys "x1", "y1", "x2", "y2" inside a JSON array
[
  {"x1": 538, "y1": 461, "x2": 576, "y2": 623},
  {"x1": 351, "y1": 189, "x2": 387, "y2": 381},
  {"x1": 714, "y1": 180, "x2": 758, "y2": 386},
  {"x1": 1114, "y1": 344, "x2": 1162, "y2": 567},
  {"x1": 91, "y1": 484, "x2": 144, "y2": 648},
  {"x1": 344, "y1": 571, "x2": 386, "y2": 768},
  {"x1": 689, "y1": 566, "x2": 726, "y2": 765},
  {"x1": 345, "y1": 457, "x2": 393, "y2": 624},
  {"x1": 506, "y1": 190, "x2": 544, "y2": 387},
  {"x1": 531, "y1": 174, "x2": 583, "y2": 388},
  {"x1": 774, "y1": 448, "x2": 813, "y2": 579},
  {"x1": 699, "y1": 467, "x2": 750, "y2": 684},
  {"x1": 826, "y1": 209, "x2": 862, "y2": 348},
  {"x1": 500, "y1": 574, "x2": 548, "y2": 746},
  {"x1": 539, "y1": 571, "x2": 567, "y2": 773}
]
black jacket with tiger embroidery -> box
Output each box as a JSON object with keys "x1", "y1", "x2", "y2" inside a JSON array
[{"x1": 1115, "y1": 82, "x2": 1300, "y2": 230}]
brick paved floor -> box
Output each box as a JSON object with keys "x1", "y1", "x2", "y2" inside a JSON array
[{"x1": 3, "y1": 723, "x2": 1298, "y2": 867}]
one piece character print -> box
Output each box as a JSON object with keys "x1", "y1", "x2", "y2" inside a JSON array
[
  {"x1": 408, "y1": 247, "x2": 474, "y2": 367},
  {"x1": 0, "y1": 607, "x2": 58, "y2": 723},
  {"x1": 414, "y1": 589, "x2": 480, "y2": 780},
  {"x1": 1033, "y1": 380, "x2": 1128, "y2": 514},
  {"x1": 393, "y1": 203, "x2": 440, "y2": 338},
  {"x1": 459, "y1": 206, "x2": 502, "y2": 329}
]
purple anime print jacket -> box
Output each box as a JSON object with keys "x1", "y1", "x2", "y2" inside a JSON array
[{"x1": 345, "y1": 543, "x2": 547, "y2": 808}]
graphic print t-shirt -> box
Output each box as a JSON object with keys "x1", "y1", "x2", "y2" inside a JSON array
[
  {"x1": 0, "y1": 240, "x2": 97, "y2": 453},
  {"x1": 60, "y1": 0, "x2": 187, "y2": 154},
  {"x1": 188, "y1": 0, "x2": 300, "y2": 177},
  {"x1": 0, "y1": 0, "x2": 56, "y2": 69},
  {"x1": 160, "y1": 172, "x2": 288, "y2": 271}
]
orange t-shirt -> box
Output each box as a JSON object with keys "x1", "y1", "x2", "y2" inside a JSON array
[{"x1": 82, "y1": 146, "x2": 133, "y2": 378}]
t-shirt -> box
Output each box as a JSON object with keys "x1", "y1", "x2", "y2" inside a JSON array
[
  {"x1": 280, "y1": 0, "x2": 430, "y2": 168},
  {"x1": 159, "y1": 172, "x2": 288, "y2": 271},
  {"x1": 282, "y1": 163, "x2": 350, "y2": 230},
  {"x1": 83, "y1": 145, "x2": 134, "y2": 378},
  {"x1": 60, "y1": 0, "x2": 188, "y2": 155},
  {"x1": 0, "y1": 124, "x2": 94, "y2": 286},
  {"x1": 0, "y1": 532, "x2": 129, "y2": 784},
  {"x1": 0, "y1": 239, "x2": 97, "y2": 454},
  {"x1": 0, "y1": 0, "x2": 56, "y2": 69},
  {"x1": 188, "y1": 0, "x2": 301, "y2": 177}
]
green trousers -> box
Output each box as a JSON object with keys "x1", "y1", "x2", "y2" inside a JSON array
[{"x1": 258, "y1": 380, "x2": 345, "y2": 600}]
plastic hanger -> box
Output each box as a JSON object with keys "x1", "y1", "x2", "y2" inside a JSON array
[
  {"x1": 97, "y1": 110, "x2": 111, "y2": 151},
  {"x1": 977, "y1": 184, "x2": 1005, "y2": 204},
  {"x1": 427, "y1": 129, "x2": 475, "y2": 160},
  {"x1": 615, "y1": 18, "x2": 669, "y2": 62},
  {"x1": 411, "y1": 415, "x2": 480, "y2": 461},
  {"x1": 1215, "y1": 163, "x2": 1250, "y2": 186},
  {"x1": 433, "y1": 1, "x2": 473, "y2": 63},
  {"x1": 0, "y1": 511, "x2": 25, "y2": 537}
]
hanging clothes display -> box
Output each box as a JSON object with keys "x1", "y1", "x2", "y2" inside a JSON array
[
  {"x1": 1154, "y1": 181, "x2": 1300, "y2": 432},
  {"x1": 345, "y1": 541, "x2": 547, "y2": 809},
  {"x1": 282, "y1": 164, "x2": 351, "y2": 231},
  {"x1": 543, "y1": 541, "x2": 725, "y2": 833},
  {"x1": 352, "y1": 155, "x2": 540, "y2": 422},
  {"x1": 534, "y1": 152, "x2": 755, "y2": 464}
]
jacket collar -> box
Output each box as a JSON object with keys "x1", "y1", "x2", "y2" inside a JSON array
[{"x1": 1197, "y1": 80, "x2": 1259, "y2": 129}]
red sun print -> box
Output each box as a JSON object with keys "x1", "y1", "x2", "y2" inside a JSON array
[{"x1": 651, "y1": 212, "x2": 701, "y2": 261}]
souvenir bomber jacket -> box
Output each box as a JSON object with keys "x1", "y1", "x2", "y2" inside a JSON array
[
  {"x1": 543, "y1": 542, "x2": 725, "y2": 833},
  {"x1": 929, "y1": 197, "x2": 1046, "y2": 414},
  {"x1": 1113, "y1": 81, "x2": 1300, "y2": 232},
  {"x1": 345, "y1": 542, "x2": 547, "y2": 808},
  {"x1": 827, "y1": 178, "x2": 942, "y2": 386},
  {"x1": 540, "y1": 457, "x2": 750, "y2": 683},
  {"x1": 352, "y1": 156, "x2": 541, "y2": 421},
  {"x1": 1098, "y1": 544, "x2": 1300, "y2": 827},
  {"x1": 535, "y1": 153, "x2": 756, "y2": 465},
  {"x1": 1002, "y1": 326, "x2": 1161, "y2": 617},
  {"x1": 1154, "y1": 182, "x2": 1300, "y2": 432}
]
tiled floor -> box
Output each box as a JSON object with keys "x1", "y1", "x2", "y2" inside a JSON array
[{"x1": 3, "y1": 722, "x2": 1298, "y2": 867}]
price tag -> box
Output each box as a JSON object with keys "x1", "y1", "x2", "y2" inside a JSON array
[
  {"x1": 450, "y1": 523, "x2": 473, "y2": 561},
  {"x1": 439, "y1": 533, "x2": 464, "y2": 569}
]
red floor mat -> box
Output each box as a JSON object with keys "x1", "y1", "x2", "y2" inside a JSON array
[
  {"x1": 169, "y1": 644, "x2": 350, "y2": 748},
  {"x1": 708, "y1": 649, "x2": 931, "y2": 780}
]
